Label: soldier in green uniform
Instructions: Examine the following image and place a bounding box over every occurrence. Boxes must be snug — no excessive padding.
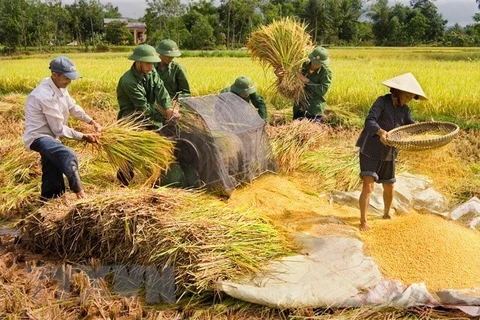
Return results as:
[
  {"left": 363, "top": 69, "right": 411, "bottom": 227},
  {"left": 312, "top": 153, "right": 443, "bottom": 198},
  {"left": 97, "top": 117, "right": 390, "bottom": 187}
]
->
[
  {"left": 221, "top": 76, "right": 267, "bottom": 120},
  {"left": 116, "top": 44, "right": 180, "bottom": 185},
  {"left": 275, "top": 46, "right": 333, "bottom": 122},
  {"left": 117, "top": 44, "right": 177, "bottom": 127},
  {"left": 155, "top": 39, "right": 191, "bottom": 100}
]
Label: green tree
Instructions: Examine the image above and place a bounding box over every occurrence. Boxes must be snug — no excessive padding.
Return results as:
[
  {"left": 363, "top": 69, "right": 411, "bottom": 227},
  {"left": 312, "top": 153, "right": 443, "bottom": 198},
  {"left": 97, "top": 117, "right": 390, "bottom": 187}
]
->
[
  {"left": 184, "top": 0, "right": 221, "bottom": 46},
  {"left": 404, "top": 10, "right": 429, "bottom": 44},
  {"left": 103, "top": 2, "right": 121, "bottom": 18},
  {"left": 187, "top": 15, "right": 215, "bottom": 49},
  {"left": 66, "top": 0, "right": 104, "bottom": 45},
  {"left": 329, "top": 0, "right": 364, "bottom": 44},
  {"left": 105, "top": 20, "right": 133, "bottom": 44},
  {"left": 0, "top": 0, "right": 32, "bottom": 50},
  {"left": 144, "top": 0, "right": 186, "bottom": 45},
  {"left": 368, "top": 0, "right": 391, "bottom": 45},
  {"left": 443, "top": 24, "right": 474, "bottom": 46},
  {"left": 300, "top": 0, "right": 328, "bottom": 43},
  {"left": 219, "top": 0, "right": 263, "bottom": 48},
  {"left": 44, "top": 1, "right": 73, "bottom": 46},
  {"left": 410, "top": 0, "right": 446, "bottom": 43}
]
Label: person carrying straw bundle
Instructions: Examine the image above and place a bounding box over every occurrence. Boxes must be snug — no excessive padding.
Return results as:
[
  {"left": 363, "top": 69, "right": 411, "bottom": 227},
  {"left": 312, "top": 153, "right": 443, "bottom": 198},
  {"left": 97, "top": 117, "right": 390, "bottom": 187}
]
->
[
  {"left": 23, "top": 56, "right": 102, "bottom": 200},
  {"left": 275, "top": 46, "right": 332, "bottom": 122},
  {"left": 356, "top": 73, "right": 427, "bottom": 231}
]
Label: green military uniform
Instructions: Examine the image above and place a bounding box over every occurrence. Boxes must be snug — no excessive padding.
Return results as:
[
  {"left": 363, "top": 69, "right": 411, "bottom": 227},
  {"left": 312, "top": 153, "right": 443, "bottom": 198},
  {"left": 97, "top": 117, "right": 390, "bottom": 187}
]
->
[
  {"left": 155, "top": 60, "right": 190, "bottom": 99},
  {"left": 155, "top": 39, "right": 191, "bottom": 99},
  {"left": 221, "top": 86, "right": 267, "bottom": 119},
  {"left": 117, "top": 64, "right": 172, "bottom": 129},
  {"left": 221, "top": 76, "right": 267, "bottom": 120},
  {"left": 294, "top": 62, "right": 332, "bottom": 119},
  {"left": 293, "top": 46, "right": 333, "bottom": 120}
]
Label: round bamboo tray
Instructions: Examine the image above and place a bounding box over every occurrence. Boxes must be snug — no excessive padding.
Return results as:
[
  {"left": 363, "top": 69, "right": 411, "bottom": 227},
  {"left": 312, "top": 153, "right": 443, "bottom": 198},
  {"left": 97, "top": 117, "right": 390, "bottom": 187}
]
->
[{"left": 386, "top": 121, "right": 459, "bottom": 151}]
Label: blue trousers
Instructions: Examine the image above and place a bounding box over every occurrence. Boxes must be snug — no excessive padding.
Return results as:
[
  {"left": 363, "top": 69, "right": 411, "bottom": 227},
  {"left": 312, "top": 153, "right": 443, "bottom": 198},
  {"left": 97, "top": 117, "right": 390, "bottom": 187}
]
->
[{"left": 30, "top": 136, "right": 83, "bottom": 200}]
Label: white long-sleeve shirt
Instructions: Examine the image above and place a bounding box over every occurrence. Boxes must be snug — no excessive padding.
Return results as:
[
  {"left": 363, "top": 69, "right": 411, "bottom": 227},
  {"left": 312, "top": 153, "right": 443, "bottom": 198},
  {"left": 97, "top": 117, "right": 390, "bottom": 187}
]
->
[{"left": 23, "top": 77, "right": 92, "bottom": 150}]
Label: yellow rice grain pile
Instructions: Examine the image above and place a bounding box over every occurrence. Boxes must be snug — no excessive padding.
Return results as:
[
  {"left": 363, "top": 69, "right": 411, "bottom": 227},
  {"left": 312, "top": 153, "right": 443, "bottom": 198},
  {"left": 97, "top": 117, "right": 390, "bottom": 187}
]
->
[{"left": 362, "top": 212, "right": 480, "bottom": 292}]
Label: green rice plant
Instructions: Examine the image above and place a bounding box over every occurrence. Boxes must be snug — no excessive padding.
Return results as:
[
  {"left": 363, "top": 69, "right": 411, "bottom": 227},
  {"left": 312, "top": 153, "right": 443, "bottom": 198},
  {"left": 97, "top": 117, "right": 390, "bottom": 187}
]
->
[
  {"left": 247, "top": 17, "right": 313, "bottom": 103},
  {"left": 94, "top": 116, "right": 175, "bottom": 186}
]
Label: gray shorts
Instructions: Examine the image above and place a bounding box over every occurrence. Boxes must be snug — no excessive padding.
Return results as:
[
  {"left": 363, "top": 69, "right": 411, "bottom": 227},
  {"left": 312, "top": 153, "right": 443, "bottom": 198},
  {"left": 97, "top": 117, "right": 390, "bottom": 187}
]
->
[{"left": 359, "top": 152, "right": 396, "bottom": 184}]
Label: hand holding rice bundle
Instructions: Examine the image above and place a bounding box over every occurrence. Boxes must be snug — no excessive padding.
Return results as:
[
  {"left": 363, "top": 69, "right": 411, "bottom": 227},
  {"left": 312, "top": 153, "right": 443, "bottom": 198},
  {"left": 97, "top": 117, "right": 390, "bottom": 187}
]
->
[
  {"left": 94, "top": 116, "right": 175, "bottom": 186},
  {"left": 246, "top": 17, "right": 313, "bottom": 103}
]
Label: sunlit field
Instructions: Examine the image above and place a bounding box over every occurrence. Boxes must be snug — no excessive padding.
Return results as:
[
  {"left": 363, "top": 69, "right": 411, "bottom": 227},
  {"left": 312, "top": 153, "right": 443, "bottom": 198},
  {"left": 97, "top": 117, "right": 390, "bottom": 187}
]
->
[
  {"left": 0, "top": 47, "right": 479, "bottom": 126},
  {"left": 1, "top": 47, "right": 480, "bottom": 319}
]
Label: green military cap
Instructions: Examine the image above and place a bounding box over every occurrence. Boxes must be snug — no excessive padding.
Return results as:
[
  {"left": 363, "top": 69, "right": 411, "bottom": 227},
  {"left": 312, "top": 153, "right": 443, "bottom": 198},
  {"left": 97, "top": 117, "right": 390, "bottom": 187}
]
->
[
  {"left": 156, "top": 39, "right": 181, "bottom": 57},
  {"left": 308, "top": 46, "right": 330, "bottom": 65},
  {"left": 128, "top": 44, "right": 161, "bottom": 63},
  {"left": 231, "top": 76, "right": 256, "bottom": 95}
]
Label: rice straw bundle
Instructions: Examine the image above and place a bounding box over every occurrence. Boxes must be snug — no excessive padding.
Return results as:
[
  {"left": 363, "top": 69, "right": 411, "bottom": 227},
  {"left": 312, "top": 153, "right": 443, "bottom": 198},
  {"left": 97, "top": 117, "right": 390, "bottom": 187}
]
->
[
  {"left": 0, "top": 93, "right": 26, "bottom": 121},
  {"left": 0, "top": 139, "right": 41, "bottom": 216},
  {"left": 22, "top": 188, "right": 292, "bottom": 299},
  {"left": 247, "top": 17, "right": 313, "bottom": 103},
  {"left": 266, "top": 120, "right": 328, "bottom": 173},
  {"left": 95, "top": 116, "right": 175, "bottom": 186},
  {"left": 301, "top": 147, "right": 361, "bottom": 192}
]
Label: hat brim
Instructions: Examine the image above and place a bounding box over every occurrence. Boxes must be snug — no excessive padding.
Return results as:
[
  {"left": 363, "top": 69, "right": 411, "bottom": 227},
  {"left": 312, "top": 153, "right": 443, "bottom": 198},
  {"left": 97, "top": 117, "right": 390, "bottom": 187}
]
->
[
  {"left": 128, "top": 54, "right": 161, "bottom": 63},
  {"left": 231, "top": 85, "right": 256, "bottom": 95},
  {"left": 63, "top": 71, "right": 82, "bottom": 80},
  {"left": 382, "top": 83, "right": 427, "bottom": 100},
  {"left": 159, "top": 51, "right": 181, "bottom": 57},
  {"left": 309, "top": 54, "right": 330, "bottom": 66}
]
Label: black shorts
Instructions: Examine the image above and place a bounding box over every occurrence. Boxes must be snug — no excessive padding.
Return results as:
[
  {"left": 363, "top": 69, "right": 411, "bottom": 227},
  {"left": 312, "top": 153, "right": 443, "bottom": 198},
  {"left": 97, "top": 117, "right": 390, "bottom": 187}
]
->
[{"left": 359, "top": 152, "right": 396, "bottom": 184}]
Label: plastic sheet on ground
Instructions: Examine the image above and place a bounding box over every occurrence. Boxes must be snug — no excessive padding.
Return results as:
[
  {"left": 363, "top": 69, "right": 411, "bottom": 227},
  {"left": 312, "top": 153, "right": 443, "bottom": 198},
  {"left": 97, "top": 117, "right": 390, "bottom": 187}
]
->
[
  {"left": 219, "top": 235, "right": 383, "bottom": 308},
  {"left": 450, "top": 197, "right": 480, "bottom": 221},
  {"left": 346, "top": 280, "right": 438, "bottom": 307},
  {"left": 331, "top": 173, "right": 448, "bottom": 216},
  {"left": 437, "top": 288, "right": 480, "bottom": 305},
  {"left": 219, "top": 235, "right": 442, "bottom": 308}
]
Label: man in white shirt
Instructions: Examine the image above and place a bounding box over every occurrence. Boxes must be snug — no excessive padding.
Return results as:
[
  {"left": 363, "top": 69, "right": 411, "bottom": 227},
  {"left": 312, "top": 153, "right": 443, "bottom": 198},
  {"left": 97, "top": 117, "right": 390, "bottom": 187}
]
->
[{"left": 23, "top": 56, "right": 102, "bottom": 200}]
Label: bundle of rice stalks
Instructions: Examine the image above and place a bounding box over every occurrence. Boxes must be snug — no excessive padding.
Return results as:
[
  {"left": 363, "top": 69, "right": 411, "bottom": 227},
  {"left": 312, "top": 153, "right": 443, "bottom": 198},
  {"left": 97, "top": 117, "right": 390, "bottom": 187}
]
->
[
  {"left": 266, "top": 120, "right": 328, "bottom": 173},
  {"left": 95, "top": 116, "right": 175, "bottom": 186},
  {"left": 301, "top": 147, "right": 361, "bottom": 192},
  {"left": 0, "top": 140, "right": 41, "bottom": 216},
  {"left": 76, "top": 91, "right": 116, "bottom": 111},
  {"left": 323, "top": 103, "right": 363, "bottom": 128},
  {"left": 0, "top": 93, "right": 26, "bottom": 121},
  {"left": 22, "top": 188, "right": 292, "bottom": 299},
  {"left": 247, "top": 17, "right": 313, "bottom": 103}
]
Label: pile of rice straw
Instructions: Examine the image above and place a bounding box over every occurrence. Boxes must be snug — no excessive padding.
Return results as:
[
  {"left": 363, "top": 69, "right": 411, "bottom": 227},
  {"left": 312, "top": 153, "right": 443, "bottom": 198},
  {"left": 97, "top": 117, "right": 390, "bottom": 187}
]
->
[
  {"left": 247, "top": 17, "right": 313, "bottom": 103},
  {"left": 22, "top": 188, "right": 292, "bottom": 299},
  {"left": 266, "top": 119, "right": 327, "bottom": 173}
]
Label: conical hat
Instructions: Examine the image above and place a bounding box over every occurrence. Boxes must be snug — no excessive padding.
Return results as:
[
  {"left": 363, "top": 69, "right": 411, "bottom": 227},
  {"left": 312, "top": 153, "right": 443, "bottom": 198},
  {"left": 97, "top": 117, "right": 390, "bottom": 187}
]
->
[{"left": 382, "top": 73, "right": 427, "bottom": 100}]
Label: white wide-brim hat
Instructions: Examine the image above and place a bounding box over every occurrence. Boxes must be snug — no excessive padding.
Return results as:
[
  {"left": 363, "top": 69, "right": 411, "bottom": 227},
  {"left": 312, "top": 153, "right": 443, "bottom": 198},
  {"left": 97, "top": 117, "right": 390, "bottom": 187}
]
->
[{"left": 382, "top": 72, "right": 427, "bottom": 100}]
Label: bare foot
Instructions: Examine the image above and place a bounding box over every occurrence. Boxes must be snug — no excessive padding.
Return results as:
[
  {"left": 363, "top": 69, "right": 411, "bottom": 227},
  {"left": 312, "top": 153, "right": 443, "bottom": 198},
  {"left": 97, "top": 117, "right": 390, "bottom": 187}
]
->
[
  {"left": 360, "top": 222, "right": 371, "bottom": 231},
  {"left": 383, "top": 213, "right": 393, "bottom": 219},
  {"left": 76, "top": 190, "right": 86, "bottom": 199}
]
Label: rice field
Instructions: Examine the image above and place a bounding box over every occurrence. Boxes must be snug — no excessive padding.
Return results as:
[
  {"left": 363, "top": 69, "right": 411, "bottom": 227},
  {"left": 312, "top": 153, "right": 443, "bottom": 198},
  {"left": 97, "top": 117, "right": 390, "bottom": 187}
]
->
[
  {"left": 1, "top": 47, "right": 480, "bottom": 319},
  {"left": 0, "top": 47, "right": 479, "bottom": 125}
]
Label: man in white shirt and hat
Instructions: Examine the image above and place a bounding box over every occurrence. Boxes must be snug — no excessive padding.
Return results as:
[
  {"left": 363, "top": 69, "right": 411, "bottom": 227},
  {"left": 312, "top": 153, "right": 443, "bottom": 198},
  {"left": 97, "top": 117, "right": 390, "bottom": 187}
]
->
[
  {"left": 23, "top": 56, "right": 102, "bottom": 200},
  {"left": 355, "top": 73, "right": 427, "bottom": 231}
]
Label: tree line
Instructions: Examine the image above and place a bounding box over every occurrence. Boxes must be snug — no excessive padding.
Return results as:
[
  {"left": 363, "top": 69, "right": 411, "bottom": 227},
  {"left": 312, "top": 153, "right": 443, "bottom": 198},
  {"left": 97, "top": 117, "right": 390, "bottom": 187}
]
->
[{"left": 1, "top": 0, "right": 480, "bottom": 51}]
